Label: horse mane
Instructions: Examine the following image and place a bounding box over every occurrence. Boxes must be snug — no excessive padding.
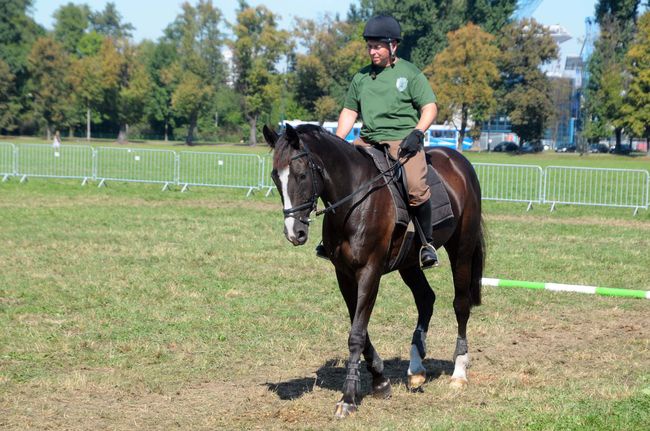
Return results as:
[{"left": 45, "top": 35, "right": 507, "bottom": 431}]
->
[{"left": 274, "top": 124, "right": 366, "bottom": 167}]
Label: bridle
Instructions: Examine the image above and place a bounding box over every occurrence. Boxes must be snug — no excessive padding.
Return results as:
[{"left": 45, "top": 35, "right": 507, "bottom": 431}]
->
[
  {"left": 281, "top": 142, "right": 323, "bottom": 225},
  {"left": 279, "top": 133, "right": 405, "bottom": 224}
]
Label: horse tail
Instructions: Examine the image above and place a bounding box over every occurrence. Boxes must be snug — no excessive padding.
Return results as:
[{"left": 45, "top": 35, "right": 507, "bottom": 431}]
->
[{"left": 469, "top": 216, "right": 486, "bottom": 307}]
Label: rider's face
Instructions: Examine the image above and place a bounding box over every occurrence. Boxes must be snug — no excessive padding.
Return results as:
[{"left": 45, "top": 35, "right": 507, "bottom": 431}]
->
[{"left": 366, "top": 40, "right": 395, "bottom": 67}]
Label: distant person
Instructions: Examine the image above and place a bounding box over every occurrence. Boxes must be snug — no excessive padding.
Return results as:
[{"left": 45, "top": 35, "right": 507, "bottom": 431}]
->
[{"left": 52, "top": 131, "right": 61, "bottom": 151}]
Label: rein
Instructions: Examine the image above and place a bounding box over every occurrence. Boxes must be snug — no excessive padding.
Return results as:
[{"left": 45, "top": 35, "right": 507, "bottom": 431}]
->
[
  {"left": 282, "top": 135, "right": 404, "bottom": 223},
  {"left": 315, "top": 158, "right": 402, "bottom": 216}
]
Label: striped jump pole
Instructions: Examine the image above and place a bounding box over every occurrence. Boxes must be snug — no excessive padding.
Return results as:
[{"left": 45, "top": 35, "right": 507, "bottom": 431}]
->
[{"left": 482, "top": 278, "right": 650, "bottom": 300}]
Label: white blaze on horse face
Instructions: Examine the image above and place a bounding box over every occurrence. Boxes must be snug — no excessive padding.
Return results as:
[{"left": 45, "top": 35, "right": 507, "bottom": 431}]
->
[{"left": 278, "top": 166, "right": 296, "bottom": 240}]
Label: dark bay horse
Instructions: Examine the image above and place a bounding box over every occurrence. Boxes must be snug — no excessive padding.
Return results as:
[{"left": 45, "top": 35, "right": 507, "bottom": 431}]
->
[{"left": 263, "top": 123, "right": 485, "bottom": 418}]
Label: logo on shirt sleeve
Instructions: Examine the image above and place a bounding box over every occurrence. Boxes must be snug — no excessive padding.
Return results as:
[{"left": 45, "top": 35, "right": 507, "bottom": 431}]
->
[{"left": 396, "top": 77, "right": 408, "bottom": 92}]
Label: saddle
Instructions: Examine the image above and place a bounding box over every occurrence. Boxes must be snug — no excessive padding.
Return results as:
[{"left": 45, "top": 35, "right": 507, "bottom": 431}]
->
[{"left": 360, "top": 145, "right": 454, "bottom": 270}]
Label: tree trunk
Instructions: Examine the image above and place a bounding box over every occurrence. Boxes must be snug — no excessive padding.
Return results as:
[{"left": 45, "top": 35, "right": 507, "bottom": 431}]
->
[
  {"left": 457, "top": 105, "right": 468, "bottom": 152},
  {"left": 614, "top": 127, "right": 622, "bottom": 151},
  {"left": 117, "top": 123, "right": 128, "bottom": 144},
  {"left": 69, "top": 125, "right": 74, "bottom": 139},
  {"left": 46, "top": 123, "right": 52, "bottom": 142},
  {"left": 186, "top": 115, "right": 197, "bottom": 145},
  {"left": 86, "top": 105, "right": 91, "bottom": 141},
  {"left": 249, "top": 115, "right": 257, "bottom": 146},
  {"left": 164, "top": 119, "right": 168, "bottom": 142}
]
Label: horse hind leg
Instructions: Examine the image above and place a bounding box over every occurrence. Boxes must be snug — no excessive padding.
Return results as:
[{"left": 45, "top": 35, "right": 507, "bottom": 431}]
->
[{"left": 399, "top": 267, "right": 435, "bottom": 391}]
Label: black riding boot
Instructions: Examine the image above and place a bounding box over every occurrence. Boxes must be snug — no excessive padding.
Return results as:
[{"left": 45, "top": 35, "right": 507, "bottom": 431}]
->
[
  {"left": 315, "top": 241, "right": 329, "bottom": 260},
  {"left": 413, "top": 202, "right": 439, "bottom": 268}
]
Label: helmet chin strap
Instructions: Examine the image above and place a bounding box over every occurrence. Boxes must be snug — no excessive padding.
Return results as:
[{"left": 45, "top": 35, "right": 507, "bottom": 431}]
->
[{"left": 389, "top": 40, "right": 396, "bottom": 68}]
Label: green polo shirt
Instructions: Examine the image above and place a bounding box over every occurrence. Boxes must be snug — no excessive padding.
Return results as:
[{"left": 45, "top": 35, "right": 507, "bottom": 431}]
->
[{"left": 343, "top": 59, "right": 436, "bottom": 143}]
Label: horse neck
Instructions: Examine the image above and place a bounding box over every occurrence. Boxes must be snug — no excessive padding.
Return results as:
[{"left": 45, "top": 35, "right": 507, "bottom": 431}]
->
[{"left": 308, "top": 137, "right": 374, "bottom": 205}]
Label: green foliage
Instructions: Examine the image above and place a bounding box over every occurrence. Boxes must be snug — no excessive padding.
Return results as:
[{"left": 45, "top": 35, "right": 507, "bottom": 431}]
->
[
  {"left": 53, "top": 2, "right": 90, "bottom": 55},
  {"left": 426, "top": 23, "right": 500, "bottom": 149},
  {"left": 498, "top": 19, "right": 558, "bottom": 144},
  {"left": 465, "top": 0, "right": 518, "bottom": 34},
  {"left": 162, "top": 0, "right": 226, "bottom": 144},
  {"left": 621, "top": 10, "right": 650, "bottom": 144},
  {"left": 358, "top": 0, "right": 516, "bottom": 68},
  {"left": 26, "top": 36, "right": 72, "bottom": 137},
  {"left": 231, "top": 1, "right": 289, "bottom": 145},
  {"left": 89, "top": 1, "right": 134, "bottom": 39}
]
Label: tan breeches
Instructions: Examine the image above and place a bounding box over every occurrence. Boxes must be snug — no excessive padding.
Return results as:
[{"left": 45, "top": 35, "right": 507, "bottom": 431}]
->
[{"left": 353, "top": 137, "right": 431, "bottom": 206}]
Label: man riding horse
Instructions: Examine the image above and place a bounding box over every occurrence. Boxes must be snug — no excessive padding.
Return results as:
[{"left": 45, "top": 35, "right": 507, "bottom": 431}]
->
[{"left": 315, "top": 15, "right": 439, "bottom": 268}]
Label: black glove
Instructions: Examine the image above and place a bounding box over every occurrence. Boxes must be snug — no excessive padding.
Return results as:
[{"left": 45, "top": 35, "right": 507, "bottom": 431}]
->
[{"left": 399, "top": 129, "right": 424, "bottom": 158}]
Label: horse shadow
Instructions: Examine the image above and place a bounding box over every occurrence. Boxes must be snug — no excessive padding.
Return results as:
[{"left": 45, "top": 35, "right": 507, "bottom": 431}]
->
[{"left": 264, "top": 357, "right": 454, "bottom": 401}]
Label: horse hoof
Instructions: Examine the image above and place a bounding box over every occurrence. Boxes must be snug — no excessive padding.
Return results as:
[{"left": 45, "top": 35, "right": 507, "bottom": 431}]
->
[
  {"left": 334, "top": 400, "right": 357, "bottom": 418},
  {"left": 372, "top": 378, "right": 392, "bottom": 399},
  {"left": 450, "top": 377, "right": 468, "bottom": 389},
  {"left": 407, "top": 372, "right": 426, "bottom": 392}
]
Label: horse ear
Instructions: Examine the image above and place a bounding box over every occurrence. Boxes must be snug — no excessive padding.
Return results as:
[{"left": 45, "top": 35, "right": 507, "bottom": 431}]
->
[
  {"left": 262, "top": 124, "right": 279, "bottom": 148},
  {"left": 285, "top": 124, "right": 300, "bottom": 149}
]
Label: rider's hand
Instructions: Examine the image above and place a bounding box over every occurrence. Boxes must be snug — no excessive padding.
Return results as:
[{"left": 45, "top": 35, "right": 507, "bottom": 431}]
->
[{"left": 399, "top": 129, "right": 424, "bottom": 158}]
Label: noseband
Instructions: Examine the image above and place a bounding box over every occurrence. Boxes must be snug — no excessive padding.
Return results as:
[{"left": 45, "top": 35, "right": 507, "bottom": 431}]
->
[{"left": 282, "top": 143, "right": 322, "bottom": 225}]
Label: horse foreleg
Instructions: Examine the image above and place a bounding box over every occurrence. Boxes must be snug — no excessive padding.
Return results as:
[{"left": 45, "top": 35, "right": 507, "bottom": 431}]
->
[
  {"left": 334, "top": 267, "right": 382, "bottom": 418},
  {"left": 399, "top": 267, "right": 435, "bottom": 391},
  {"left": 449, "top": 256, "right": 473, "bottom": 389}
]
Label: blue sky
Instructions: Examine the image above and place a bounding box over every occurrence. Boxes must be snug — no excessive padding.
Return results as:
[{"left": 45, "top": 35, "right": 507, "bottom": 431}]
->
[{"left": 31, "top": 0, "right": 597, "bottom": 56}]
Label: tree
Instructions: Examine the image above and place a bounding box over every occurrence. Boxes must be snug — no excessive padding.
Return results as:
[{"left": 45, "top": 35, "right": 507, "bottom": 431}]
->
[
  {"left": 67, "top": 37, "right": 121, "bottom": 140},
  {"left": 162, "top": 0, "right": 226, "bottom": 144},
  {"left": 53, "top": 2, "right": 90, "bottom": 55},
  {"left": 621, "top": 10, "right": 650, "bottom": 152},
  {"left": 0, "top": 0, "right": 44, "bottom": 132},
  {"left": 90, "top": 2, "right": 134, "bottom": 39},
  {"left": 0, "top": 59, "right": 17, "bottom": 131},
  {"left": 497, "top": 19, "right": 558, "bottom": 145},
  {"left": 291, "top": 15, "right": 365, "bottom": 120},
  {"left": 139, "top": 39, "right": 177, "bottom": 141},
  {"left": 425, "top": 23, "right": 500, "bottom": 150},
  {"left": 26, "top": 37, "right": 72, "bottom": 140},
  {"left": 116, "top": 46, "right": 152, "bottom": 143},
  {"left": 465, "top": 0, "right": 518, "bottom": 34},
  {"left": 356, "top": 0, "right": 516, "bottom": 68},
  {"left": 231, "top": 1, "right": 289, "bottom": 145},
  {"left": 585, "top": 0, "right": 642, "bottom": 150}
]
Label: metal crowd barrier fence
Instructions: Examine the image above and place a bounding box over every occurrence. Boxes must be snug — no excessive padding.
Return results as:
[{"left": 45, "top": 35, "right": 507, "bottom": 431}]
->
[
  {"left": 260, "top": 155, "right": 275, "bottom": 196},
  {"left": 3, "top": 144, "right": 649, "bottom": 215},
  {"left": 15, "top": 144, "right": 94, "bottom": 185},
  {"left": 178, "top": 151, "right": 261, "bottom": 195},
  {"left": 0, "top": 142, "right": 15, "bottom": 181},
  {"left": 544, "top": 166, "right": 650, "bottom": 215},
  {"left": 473, "top": 163, "right": 544, "bottom": 211},
  {"left": 95, "top": 147, "right": 177, "bottom": 190}
]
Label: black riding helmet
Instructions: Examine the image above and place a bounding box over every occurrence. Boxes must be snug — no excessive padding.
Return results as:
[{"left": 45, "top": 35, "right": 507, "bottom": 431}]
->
[{"left": 363, "top": 15, "right": 402, "bottom": 42}]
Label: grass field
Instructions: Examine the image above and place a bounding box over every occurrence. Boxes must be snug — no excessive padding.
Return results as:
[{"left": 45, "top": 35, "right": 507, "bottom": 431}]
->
[{"left": 1, "top": 174, "right": 649, "bottom": 429}]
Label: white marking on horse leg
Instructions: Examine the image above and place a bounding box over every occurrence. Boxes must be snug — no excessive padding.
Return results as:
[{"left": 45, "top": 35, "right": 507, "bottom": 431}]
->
[
  {"left": 407, "top": 331, "right": 427, "bottom": 376},
  {"left": 408, "top": 344, "right": 425, "bottom": 376},
  {"left": 278, "top": 167, "right": 296, "bottom": 240},
  {"left": 407, "top": 331, "right": 427, "bottom": 389},
  {"left": 451, "top": 353, "right": 469, "bottom": 387}
]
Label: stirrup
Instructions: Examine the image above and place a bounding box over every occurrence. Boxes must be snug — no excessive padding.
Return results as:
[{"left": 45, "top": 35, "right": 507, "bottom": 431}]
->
[{"left": 419, "top": 243, "right": 439, "bottom": 268}]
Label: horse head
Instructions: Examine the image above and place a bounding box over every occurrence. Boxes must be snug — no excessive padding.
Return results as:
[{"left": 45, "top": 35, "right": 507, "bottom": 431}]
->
[{"left": 263, "top": 124, "right": 324, "bottom": 246}]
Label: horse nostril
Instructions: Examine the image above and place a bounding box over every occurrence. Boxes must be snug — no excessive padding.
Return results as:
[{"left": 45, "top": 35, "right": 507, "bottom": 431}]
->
[{"left": 297, "top": 230, "right": 307, "bottom": 241}]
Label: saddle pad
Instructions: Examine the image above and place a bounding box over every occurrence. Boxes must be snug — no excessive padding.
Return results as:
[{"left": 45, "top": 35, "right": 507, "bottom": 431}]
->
[
  {"left": 361, "top": 146, "right": 453, "bottom": 227},
  {"left": 361, "top": 146, "right": 410, "bottom": 226}
]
